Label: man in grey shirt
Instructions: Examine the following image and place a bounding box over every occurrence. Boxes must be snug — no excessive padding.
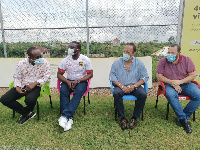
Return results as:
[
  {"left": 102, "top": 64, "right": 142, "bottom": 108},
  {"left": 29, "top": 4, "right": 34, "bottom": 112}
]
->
[{"left": 109, "top": 43, "right": 149, "bottom": 130}]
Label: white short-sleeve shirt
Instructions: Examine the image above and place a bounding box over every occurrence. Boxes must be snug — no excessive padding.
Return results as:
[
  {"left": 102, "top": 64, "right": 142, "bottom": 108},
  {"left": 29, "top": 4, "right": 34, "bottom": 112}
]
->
[{"left": 59, "top": 54, "right": 93, "bottom": 80}]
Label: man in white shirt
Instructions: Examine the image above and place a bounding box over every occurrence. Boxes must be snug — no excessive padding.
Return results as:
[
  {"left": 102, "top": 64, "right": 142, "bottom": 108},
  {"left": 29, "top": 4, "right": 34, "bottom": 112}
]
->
[
  {"left": 0, "top": 47, "right": 51, "bottom": 124},
  {"left": 57, "top": 41, "right": 93, "bottom": 131}
]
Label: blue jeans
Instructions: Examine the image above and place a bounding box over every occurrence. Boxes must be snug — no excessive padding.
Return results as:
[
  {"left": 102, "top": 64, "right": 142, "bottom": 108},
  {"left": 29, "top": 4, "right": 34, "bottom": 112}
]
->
[
  {"left": 165, "top": 82, "right": 200, "bottom": 120},
  {"left": 60, "top": 81, "right": 87, "bottom": 119}
]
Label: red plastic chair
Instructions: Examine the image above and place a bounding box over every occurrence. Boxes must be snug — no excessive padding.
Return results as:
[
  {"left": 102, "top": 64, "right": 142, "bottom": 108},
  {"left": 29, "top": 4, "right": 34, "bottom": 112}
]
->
[
  {"left": 155, "top": 81, "right": 200, "bottom": 121},
  {"left": 57, "top": 79, "right": 91, "bottom": 115}
]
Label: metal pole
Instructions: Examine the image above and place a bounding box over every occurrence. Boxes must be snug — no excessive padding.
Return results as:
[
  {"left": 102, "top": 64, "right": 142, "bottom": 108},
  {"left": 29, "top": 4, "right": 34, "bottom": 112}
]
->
[
  {"left": 86, "top": 0, "right": 89, "bottom": 57},
  {"left": 176, "top": 0, "right": 185, "bottom": 45},
  {"left": 0, "top": 1, "right": 7, "bottom": 58}
]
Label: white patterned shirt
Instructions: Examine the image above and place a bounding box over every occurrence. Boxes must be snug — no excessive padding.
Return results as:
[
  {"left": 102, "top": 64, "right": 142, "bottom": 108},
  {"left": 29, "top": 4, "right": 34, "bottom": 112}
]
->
[
  {"left": 59, "top": 54, "right": 93, "bottom": 80},
  {"left": 13, "top": 58, "right": 51, "bottom": 88}
]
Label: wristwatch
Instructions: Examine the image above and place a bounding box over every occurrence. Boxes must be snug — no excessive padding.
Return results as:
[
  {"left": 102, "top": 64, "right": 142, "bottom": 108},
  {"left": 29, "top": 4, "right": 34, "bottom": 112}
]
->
[
  {"left": 77, "top": 80, "right": 80, "bottom": 84},
  {"left": 133, "top": 84, "right": 137, "bottom": 89}
]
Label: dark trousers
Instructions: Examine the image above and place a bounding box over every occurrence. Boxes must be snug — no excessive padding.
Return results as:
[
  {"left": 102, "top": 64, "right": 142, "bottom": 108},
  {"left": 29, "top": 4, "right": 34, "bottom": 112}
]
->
[
  {"left": 113, "top": 86, "right": 147, "bottom": 119},
  {"left": 0, "top": 87, "right": 41, "bottom": 116}
]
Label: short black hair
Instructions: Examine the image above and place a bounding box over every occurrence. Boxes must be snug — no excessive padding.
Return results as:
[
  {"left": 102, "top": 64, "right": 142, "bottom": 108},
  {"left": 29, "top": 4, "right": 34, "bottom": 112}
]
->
[
  {"left": 72, "top": 41, "right": 81, "bottom": 51},
  {"left": 170, "top": 44, "right": 181, "bottom": 52},
  {"left": 126, "top": 43, "right": 136, "bottom": 53},
  {"left": 27, "top": 47, "right": 38, "bottom": 56}
]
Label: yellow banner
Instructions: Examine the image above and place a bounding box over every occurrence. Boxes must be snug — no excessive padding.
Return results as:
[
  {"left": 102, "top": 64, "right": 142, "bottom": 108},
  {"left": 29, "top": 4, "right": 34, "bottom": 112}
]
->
[{"left": 181, "top": 0, "right": 200, "bottom": 81}]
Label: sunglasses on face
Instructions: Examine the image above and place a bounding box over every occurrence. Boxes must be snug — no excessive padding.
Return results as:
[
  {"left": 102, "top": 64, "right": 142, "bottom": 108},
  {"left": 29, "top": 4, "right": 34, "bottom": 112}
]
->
[{"left": 68, "top": 45, "right": 75, "bottom": 49}]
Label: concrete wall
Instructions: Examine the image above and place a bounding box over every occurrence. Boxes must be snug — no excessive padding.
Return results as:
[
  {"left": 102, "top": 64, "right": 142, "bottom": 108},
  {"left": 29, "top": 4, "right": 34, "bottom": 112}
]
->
[{"left": 0, "top": 57, "right": 152, "bottom": 88}]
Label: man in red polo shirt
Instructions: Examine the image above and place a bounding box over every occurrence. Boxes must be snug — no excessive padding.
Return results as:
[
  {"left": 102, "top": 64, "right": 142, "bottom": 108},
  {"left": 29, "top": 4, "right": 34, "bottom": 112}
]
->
[{"left": 156, "top": 44, "right": 200, "bottom": 134}]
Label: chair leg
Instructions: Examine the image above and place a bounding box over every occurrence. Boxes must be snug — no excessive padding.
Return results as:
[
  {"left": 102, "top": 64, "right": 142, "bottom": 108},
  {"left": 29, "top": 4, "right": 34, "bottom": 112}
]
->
[
  {"left": 37, "top": 101, "right": 39, "bottom": 120},
  {"left": 193, "top": 111, "right": 195, "bottom": 121},
  {"left": 13, "top": 110, "right": 15, "bottom": 118},
  {"left": 115, "top": 107, "right": 117, "bottom": 121},
  {"left": 141, "top": 109, "right": 144, "bottom": 121},
  {"left": 88, "top": 92, "right": 90, "bottom": 104},
  {"left": 83, "top": 96, "right": 86, "bottom": 115},
  {"left": 166, "top": 102, "right": 169, "bottom": 120},
  {"left": 49, "top": 95, "right": 52, "bottom": 109},
  {"left": 155, "top": 95, "right": 159, "bottom": 108}
]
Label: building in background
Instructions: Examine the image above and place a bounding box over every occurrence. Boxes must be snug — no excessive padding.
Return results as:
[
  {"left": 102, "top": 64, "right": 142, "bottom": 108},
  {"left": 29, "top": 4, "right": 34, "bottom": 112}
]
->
[
  {"left": 113, "top": 38, "right": 120, "bottom": 47},
  {"left": 151, "top": 46, "right": 169, "bottom": 57}
]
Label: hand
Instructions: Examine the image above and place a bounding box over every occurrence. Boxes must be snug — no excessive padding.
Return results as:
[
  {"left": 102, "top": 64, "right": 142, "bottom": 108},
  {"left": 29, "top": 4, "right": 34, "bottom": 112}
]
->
[
  {"left": 71, "top": 80, "right": 78, "bottom": 90},
  {"left": 126, "top": 85, "right": 135, "bottom": 93},
  {"left": 66, "top": 81, "right": 73, "bottom": 89},
  {"left": 25, "top": 83, "right": 37, "bottom": 92},
  {"left": 173, "top": 85, "right": 182, "bottom": 93},
  {"left": 16, "top": 87, "right": 27, "bottom": 95},
  {"left": 122, "top": 86, "right": 130, "bottom": 93},
  {"left": 171, "top": 80, "right": 183, "bottom": 87}
]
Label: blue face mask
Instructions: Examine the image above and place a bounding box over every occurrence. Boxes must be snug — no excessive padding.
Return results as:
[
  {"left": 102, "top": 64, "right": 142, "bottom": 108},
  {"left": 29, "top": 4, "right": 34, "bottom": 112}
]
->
[
  {"left": 123, "top": 53, "right": 130, "bottom": 61},
  {"left": 166, "top": 54, "right": 176, "bottom": 62},
  {"left": 35, "top": 58, "right": 43, "bottom": 65}
]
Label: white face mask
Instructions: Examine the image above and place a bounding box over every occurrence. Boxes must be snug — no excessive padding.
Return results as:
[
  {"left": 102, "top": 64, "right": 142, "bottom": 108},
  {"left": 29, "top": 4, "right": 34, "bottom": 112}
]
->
[{"left": 68, "top": 48, "right": 74, "bottom": 56}]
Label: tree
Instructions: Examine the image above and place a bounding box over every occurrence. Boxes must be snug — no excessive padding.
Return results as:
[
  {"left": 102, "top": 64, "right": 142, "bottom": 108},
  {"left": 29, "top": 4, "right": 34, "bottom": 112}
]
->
[{"left": 168, "top": 36, "right": 175, "bottom": 44}]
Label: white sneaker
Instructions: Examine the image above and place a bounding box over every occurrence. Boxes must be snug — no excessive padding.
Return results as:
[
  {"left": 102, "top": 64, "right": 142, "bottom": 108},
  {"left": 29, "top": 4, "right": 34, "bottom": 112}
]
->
[
  {"left": 64, "top": 118, "right": 73, "bottom": 131},
  {"left": 58, "top": 116, "right": 68, "bottom": 129}
]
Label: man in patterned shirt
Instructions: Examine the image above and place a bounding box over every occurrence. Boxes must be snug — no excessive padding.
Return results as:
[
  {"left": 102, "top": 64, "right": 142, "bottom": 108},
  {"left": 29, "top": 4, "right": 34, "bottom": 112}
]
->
[
  {"left": 0, "top": 47, "right": 51, "bottom": 124},
  {"left": 157, "top": 44, "right": 200, "bottom": 134},
  {"left": 57, "top": 41, "right": 93, "bottom": 131}
]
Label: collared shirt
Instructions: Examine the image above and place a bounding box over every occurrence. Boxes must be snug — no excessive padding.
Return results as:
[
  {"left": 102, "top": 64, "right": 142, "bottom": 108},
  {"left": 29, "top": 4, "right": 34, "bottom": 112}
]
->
[
  {"left": 13, "top": 58, "right": 51, "bottom": 88},
  {"left": 156, "top": 55, "right": 195, "bottom": 80},
  {"left": 109, "top": 57, "right": 149, "bottom": 86},
  {"left": 59, "top": 54, "right": 93, "bottom": 80}
]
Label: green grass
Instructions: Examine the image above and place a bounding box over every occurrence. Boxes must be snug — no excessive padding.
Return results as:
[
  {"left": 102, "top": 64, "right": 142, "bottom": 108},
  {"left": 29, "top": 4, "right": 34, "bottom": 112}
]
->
[{"left": 0, "top": 94, "right": 200, "bottom": 149}]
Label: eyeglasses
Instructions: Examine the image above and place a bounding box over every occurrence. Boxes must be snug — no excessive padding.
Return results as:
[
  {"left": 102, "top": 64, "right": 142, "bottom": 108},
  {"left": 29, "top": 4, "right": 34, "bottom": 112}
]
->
[{"left": 68, "top": 45, "right": 75, "bottom": 49}]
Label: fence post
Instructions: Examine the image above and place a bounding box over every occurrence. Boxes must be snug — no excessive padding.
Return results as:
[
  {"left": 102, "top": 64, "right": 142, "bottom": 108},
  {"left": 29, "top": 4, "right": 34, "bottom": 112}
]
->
[
  {"left": 86, "top": 0, "right": 89, "bottom": 57},
  {"left": 0, "top": 1, "right": 7, "bottom": 58}
]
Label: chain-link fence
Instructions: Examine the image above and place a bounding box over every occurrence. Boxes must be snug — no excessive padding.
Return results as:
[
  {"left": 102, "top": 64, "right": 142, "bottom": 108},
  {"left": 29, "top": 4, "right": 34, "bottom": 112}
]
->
[{"left": 0, "top": 0, "right": 180, "bottom": 57}]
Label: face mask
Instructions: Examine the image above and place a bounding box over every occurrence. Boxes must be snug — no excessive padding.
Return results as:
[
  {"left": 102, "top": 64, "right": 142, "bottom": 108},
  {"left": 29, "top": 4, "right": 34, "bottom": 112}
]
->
[
  {"left": 68, "top": 48, "right": 74, "bottom": 56},
  {"left": 123, "top": 53, "right": 130, "bottom": 61},
  {"left": 34, "top": 58, "right": 43, "bottom": 65},
  {"left": 166, "top": 54, "right": 176, "bottom": 62}
]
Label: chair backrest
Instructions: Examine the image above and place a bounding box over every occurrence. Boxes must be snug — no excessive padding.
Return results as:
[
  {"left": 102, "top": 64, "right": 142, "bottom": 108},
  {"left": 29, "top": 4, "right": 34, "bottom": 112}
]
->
[
  {"left": 110, "top": 81, "right": 148, "bottom": 100},
  {"left": 57, "top": 79, "right": 91, "bottom": 96}
]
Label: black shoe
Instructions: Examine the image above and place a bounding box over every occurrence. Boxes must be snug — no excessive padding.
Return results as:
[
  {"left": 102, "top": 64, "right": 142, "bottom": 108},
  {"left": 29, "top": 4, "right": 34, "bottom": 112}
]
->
[
  {"left": 121, "top": 118, "right": 128, "bottom": 130},
  {"left": 175, "top": 118, "right": 182, "bottom": 127},
  {"left": 19, "top": 112, "right": 36, "bottom": 124},
  {"left": 177, "top": 119, "right": 192, "bottom": 134}
]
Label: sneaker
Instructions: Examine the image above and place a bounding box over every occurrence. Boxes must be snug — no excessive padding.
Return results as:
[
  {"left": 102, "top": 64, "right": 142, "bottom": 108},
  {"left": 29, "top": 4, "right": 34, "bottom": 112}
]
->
[
  {"left": 19, "top": 112, "right": 36, "bottom": 124},
  {"left": 177, "top": 119, "right": 192, "bottom": 134},
  {"left": 64, "top": 118, "right": 73, "bottom": 131},
  {"left": 58, "top": 116, "right": 68, "bottom": 129}
]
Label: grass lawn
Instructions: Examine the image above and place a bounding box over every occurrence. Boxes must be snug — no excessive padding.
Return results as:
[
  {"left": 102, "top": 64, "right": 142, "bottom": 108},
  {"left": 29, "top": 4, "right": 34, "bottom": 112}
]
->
[{"left": 0, "top": 94, "right": 200, "bottom": 149}]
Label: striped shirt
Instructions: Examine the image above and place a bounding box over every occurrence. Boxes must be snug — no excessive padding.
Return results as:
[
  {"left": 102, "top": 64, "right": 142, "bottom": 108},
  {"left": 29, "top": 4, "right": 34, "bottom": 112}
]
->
[{"left": 156, "top": 55, "right": 195, "bottom": 80}]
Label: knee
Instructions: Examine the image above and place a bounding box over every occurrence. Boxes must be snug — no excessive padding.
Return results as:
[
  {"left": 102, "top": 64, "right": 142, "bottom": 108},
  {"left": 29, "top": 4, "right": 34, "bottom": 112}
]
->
[
  {"left": 0, "top": 94, "right": 7, "bottom": 103},
  {"left": 113, "top": 90, "right": 123, "bottom": 98}
]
